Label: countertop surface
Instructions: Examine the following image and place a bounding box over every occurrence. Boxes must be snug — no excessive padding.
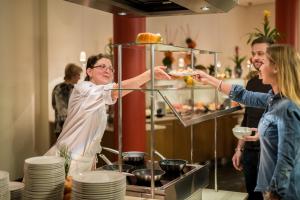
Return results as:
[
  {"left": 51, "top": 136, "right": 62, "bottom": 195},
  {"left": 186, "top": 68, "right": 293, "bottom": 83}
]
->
[
  {"left": 125, "top": 197, "right": 156, "bottom": 200},
  {"left": 105, "top": 123, "right": 166, "bottom": 132}
]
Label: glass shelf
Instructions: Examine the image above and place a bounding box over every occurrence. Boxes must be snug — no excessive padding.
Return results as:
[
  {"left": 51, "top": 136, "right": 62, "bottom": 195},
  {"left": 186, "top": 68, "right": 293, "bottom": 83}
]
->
[
  {"left": 158, "top": 90, "right": 242, "bottom": 127},
  {"left": 111, "top": 42, "right": 217, "bottom": 54},
  {"left": 110, "top": 87, "right": 241, "bottom": 127},
  {"left": 110, "top": 84, "right": 213, "bottom": 91}
]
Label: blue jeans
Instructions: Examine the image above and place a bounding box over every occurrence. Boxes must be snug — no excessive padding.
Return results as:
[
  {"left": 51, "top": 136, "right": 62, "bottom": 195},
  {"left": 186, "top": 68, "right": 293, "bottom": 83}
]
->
[{"left": 243, "top": 149, "right": 263, "bottom": 200}]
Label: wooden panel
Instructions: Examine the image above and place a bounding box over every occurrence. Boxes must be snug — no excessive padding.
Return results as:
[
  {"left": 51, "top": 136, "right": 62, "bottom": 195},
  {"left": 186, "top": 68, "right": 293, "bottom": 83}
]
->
[
  {"left": 155, "top": 114, "right": 241, "bottom": 163},
  {"left": 147, "top": 120, "right": 175, "bottom": 159},
  {"left": 193, "top": 119, "right": 215, "bottom": 162}
]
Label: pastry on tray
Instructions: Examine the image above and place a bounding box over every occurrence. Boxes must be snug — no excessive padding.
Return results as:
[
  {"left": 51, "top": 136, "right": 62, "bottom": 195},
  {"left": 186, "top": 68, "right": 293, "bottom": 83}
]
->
[{"left": 136, "top": 32, "right": 162, "bottom": 43}]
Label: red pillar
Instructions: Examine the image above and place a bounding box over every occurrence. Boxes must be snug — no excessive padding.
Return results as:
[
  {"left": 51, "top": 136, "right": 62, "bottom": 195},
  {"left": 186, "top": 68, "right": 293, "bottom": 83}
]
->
[
  {"left": 275, "top": 0, "right": 299, "bottom": 48},
  {"left": 113, "top": 15, "right": 146, "bottom": 152}
]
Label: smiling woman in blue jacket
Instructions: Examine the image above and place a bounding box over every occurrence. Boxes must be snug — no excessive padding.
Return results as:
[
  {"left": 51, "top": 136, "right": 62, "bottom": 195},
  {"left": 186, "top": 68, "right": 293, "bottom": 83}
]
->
[{"left": 193, "top": 44, "right": 300, "bottom": 200}]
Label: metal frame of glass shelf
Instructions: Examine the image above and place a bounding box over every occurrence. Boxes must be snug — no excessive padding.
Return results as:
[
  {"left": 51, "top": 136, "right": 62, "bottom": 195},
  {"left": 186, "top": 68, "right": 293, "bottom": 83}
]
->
[{"left": 113, "top": 42, "right": 239, "bottom": 196}]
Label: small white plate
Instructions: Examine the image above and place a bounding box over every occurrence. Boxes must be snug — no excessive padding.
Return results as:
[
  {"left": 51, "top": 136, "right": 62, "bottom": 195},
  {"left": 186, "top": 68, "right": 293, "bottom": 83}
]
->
[{"left": 168, "top": 70, "right": 199, "bottom": 77}]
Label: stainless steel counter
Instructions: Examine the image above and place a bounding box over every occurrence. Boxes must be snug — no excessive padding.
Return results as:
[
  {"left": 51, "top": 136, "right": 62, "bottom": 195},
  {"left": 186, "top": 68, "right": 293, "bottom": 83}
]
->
[{"left": 126, "top": 163, "right": 209, "bottom": 200}]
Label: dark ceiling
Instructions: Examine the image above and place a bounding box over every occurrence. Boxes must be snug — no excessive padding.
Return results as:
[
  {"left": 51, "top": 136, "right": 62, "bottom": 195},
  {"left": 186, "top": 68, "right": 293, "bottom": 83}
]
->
[{"left": 65, "top": 0, "right": 237, "bottom": 17}]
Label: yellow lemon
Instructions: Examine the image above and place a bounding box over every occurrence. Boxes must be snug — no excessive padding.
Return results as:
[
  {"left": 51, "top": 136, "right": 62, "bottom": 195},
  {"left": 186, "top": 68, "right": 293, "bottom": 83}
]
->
[{"left": 185, "top": 76, "right": 194, "bottom": 86}]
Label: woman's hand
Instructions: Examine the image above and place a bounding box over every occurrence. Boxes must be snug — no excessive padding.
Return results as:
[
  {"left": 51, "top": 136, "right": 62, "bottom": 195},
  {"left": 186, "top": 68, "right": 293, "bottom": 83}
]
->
[
  {"left": 193, "top": 70, "right": 232, "bottom": 96},
  {"left": 114, "top": 66, "right": 170, "bottom": 99},
  {"left": 243, "top": 128, "right": 260, "bottom": 141},
  {"left": 232, "top": 150, "right": 243, "bottom": 171},
  {"left": 192, "top": 70, "right": 211, "bottom": 84},
  {"left": 153, "top": 66, "right": 171, "bottom": 80}
]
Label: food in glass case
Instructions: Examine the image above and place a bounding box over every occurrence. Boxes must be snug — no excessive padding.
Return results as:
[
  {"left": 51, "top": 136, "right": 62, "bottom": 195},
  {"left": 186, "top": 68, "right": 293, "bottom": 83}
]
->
[
  {"left": 184, "top": 76, "right": 195, "bottom": 86},
  {"left": 194, "top": 101, "right": 208, "bottom": 113},
  {"left": 172, "top": 103, "right": 192, "bottom": 114},
  {"left": 207, "top": 103, "right": 224, "bottom": 111},
  {"left": 231, "top": 100, "right": 240, "bottom": 107},
  {"left": 136, "top": 32, "right": 162, "bottom": 43}
]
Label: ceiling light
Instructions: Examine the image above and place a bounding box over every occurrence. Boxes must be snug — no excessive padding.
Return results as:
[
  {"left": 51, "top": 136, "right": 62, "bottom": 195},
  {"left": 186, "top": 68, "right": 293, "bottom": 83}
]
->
[
  {"left": 118, "top": 12, "right": 127, "bottom": 16},
  {"left": 80, "top": 51, "right": 86, "bottom": 63},
  {"left": 201, "top": 6, "right": 210, "bottom": 11}
]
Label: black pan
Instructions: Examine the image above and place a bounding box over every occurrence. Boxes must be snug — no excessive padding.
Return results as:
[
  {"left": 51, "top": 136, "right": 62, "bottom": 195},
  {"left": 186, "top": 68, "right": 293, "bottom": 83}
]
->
[
  {"left": 122, "top": 151, "right": 145, "bottom": 164},
  {"left": 159, "top": 159, "right": 187, "bottom": 173},
  {"left": 101, "top": 164, "right": 134, "bottom": 173},
  {"left": 155, "top": 150, "right": 187, "bottom": 173},
  {"left": 102, "top": 147, "right": 146, "bottom": 165},
  {"left": 132, "top": 169, "right": 165, "bottom": 182},
  {"left": 98, "top": 154, "right": 135, "bottom": 173}
]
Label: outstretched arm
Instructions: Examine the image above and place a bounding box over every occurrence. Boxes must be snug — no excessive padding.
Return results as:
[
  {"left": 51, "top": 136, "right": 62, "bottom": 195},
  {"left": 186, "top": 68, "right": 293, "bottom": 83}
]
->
[
  {"left": 193, "top": 70, "right": 232, "bottom": 95},
  {"left": 112, "top": 66, "right": 171, "bottom": 99}
]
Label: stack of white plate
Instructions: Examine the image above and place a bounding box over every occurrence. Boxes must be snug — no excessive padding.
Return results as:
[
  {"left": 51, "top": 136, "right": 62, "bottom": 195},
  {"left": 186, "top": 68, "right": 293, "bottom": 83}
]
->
[
  {"left": 72, "top": 171, "right": 126, "bottom": 200},
  {"left": 23, "top": 156, "right": 65, "bottom": 200},
  {"left": 0, "top": 170, "right": 10, "bottom": 200},
  {"left": 9, "top": 181, "right": 24, "bottom": 200}
]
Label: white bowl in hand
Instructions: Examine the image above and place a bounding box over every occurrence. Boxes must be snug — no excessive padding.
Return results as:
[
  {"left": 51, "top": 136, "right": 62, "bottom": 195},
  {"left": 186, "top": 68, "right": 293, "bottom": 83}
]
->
[{"left": 232, "top": 127, "right": 252, "bottom": 139}]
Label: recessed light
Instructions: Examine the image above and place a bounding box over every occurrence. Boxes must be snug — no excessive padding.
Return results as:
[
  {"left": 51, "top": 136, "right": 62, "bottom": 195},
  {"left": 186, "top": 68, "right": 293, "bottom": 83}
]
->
[
  {"left": 201, "top": 6, "right": 210, "bottom": 11},
  {"left": 118, "top": 12, "right": 127, "bottom": 16}
]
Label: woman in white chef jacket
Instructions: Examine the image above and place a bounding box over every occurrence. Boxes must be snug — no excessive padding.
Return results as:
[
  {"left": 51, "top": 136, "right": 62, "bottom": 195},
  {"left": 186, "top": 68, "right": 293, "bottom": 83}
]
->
[{"left": 46, "top": 54, "right": 171, "bottom": 176}]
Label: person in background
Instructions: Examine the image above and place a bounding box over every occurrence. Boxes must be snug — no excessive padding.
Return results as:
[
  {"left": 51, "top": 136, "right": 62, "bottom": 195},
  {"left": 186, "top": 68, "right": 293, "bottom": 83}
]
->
[
  {"left": 52, "top": 63, "right": 83, "bottom": 140},
  {"left": 232, "top": 37, "right": 272, "bottom": 200},
  {"left": 46, "top": 54, "right": 171, "bottom": 176},
  {"left": 193, "top": 44, "right": 300, "bottom": 200}
]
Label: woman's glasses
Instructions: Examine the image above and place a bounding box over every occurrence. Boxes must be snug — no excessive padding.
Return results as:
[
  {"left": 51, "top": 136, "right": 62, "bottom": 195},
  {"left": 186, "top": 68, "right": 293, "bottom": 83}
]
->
[{"left": 93, "top": 64, "right": 114, "bottom": 73}]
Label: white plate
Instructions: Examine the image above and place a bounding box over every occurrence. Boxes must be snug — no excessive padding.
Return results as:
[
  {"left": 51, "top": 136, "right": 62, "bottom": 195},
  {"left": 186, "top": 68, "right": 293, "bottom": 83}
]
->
[
  {"left": 72, "top": 171, "right": 125, "bottom": 184},
  {"left": 168, "top": 70, "right": 199, "bottom": 77},
  {"left": 9, "top": 182, "right": 24, "bottom": 191},
  {"left": 73, "top": 185, "right": 126, "bottom": 194},
  {"left": 25, "top": 156, "right": 64, "bottom": 165},
  {"left": 25, "top": 170, "right": 64, "bottom": 175},
  {"left": 72, "top": 190, "right": 125, "bottom": 199},
  {"left": 25, "top": 164, "right": 64, "bottom": 168}
]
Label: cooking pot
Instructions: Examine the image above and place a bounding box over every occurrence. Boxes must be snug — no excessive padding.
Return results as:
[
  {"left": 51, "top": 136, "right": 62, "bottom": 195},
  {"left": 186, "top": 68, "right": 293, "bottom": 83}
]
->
[
  {"left": 154, "top": 150, "right": 187, "bottom": 173},
  {"left": 102, "top": 147, "right": 146, "bottom": 165},
  {"left": 131, "top": 169, "right": 165, "bottom": 182},
  {"left": 98, "top": 154, "right": 134, "bottom": 173}
]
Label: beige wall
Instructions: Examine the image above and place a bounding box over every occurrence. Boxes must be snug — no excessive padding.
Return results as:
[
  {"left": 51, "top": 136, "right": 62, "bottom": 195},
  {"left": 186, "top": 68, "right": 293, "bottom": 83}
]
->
[
  {"left": 147, "top": 3, "right": 275, "bottom": 74},
  {"left": 0, "top": 0, "right": 113, "bottom": 180},
  {"left": 0, "top": 0, "right": 49, "bottom": 180},
  {"left": 47, "top": 0, "right": 113, "bottom": 121}
]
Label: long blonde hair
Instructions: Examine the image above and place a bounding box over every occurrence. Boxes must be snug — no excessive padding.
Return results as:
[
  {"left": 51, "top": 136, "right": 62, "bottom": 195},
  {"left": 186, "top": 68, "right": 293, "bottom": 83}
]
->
[{"left": 267, "top": 44, "right": 300, "bottom": 105}]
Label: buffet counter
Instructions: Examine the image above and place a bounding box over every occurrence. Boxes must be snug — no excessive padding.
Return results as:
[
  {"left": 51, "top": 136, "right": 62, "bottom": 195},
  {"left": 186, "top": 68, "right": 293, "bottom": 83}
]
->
[{"left": 100, "top": 110, "right": 243, "bottom": 165}]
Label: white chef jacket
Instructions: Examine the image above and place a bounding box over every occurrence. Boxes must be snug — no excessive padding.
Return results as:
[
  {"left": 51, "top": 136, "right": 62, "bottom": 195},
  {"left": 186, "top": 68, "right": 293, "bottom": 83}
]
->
[{"left": 45, "top": 81, "right": 116, "bottom": 176}]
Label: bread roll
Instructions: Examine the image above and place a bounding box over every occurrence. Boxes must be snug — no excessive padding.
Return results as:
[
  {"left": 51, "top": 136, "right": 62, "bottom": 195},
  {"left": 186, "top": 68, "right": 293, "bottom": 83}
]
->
[{"left": 136, "top": 32, "right": 162, "bottom": 43}]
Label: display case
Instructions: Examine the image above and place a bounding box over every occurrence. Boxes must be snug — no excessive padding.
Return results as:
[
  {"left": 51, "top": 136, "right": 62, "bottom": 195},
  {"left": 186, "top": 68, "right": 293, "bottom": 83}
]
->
[{"left": 112, "top": 42, "right": 241, "bottom": 198}]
